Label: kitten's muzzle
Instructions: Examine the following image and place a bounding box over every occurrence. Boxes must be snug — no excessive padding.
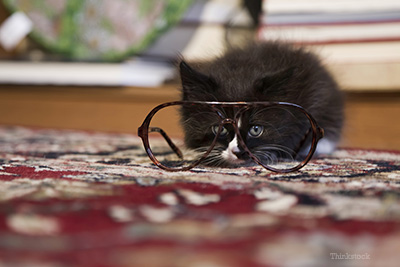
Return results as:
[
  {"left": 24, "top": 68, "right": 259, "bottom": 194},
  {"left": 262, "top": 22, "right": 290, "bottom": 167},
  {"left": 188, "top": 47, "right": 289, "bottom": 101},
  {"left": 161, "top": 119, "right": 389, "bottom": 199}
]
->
[{"left": 232, "top": 149, "right": 249, "bottom": 160}]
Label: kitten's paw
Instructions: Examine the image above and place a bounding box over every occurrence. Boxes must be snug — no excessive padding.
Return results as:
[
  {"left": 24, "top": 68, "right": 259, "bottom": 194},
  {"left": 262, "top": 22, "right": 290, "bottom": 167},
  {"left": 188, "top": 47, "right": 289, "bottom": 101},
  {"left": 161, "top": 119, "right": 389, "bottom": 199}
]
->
[{"left": 315, "top": 138, "right": 337, "bottom": 155}]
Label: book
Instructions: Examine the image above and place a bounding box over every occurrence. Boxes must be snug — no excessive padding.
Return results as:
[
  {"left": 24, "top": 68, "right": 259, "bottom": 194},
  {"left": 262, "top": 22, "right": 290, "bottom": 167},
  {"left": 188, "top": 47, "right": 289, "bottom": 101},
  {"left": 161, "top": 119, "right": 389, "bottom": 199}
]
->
[
  {"left": 263, "top": 0, "right": 400, "bottom": 14},
  {"left": 258, "top": 0, "right": 400, "bottom": 90},
  {"left": 262, "top": 11, "right": 400, "bottom": 26},
  {"left": 0, "top": 58, "right": 175, "bottom": 87},
  {"left": 260, "top": 0, "right": 400, "bottom": 44},
  {"left": 258, "top": 21, "right": 400, "bottom": 44},
  {"left": 309, "top": 42, "right": 400, "bottom": 90}
]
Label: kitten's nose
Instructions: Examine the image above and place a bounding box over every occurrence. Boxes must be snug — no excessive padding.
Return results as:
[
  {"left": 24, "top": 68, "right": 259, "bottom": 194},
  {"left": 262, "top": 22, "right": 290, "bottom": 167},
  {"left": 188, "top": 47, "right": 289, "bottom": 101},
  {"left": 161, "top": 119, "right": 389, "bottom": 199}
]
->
[{"left": 232, "top": 147, "right": 247, "bottom": 159}]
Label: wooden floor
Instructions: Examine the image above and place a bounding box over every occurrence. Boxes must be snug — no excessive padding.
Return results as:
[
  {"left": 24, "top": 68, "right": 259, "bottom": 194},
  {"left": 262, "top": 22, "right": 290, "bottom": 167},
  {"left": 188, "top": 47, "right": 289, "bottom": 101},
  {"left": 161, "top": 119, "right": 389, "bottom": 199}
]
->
[{"left": 0, "top": 85, "right": 399, "bottom": 150}]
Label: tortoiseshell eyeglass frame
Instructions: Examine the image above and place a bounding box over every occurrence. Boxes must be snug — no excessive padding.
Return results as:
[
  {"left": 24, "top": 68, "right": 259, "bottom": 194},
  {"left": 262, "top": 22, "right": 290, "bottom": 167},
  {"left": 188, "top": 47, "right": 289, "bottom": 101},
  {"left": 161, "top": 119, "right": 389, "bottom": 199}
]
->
[{"left": 138, "top": 101, "right": 324, "bottom": 173}]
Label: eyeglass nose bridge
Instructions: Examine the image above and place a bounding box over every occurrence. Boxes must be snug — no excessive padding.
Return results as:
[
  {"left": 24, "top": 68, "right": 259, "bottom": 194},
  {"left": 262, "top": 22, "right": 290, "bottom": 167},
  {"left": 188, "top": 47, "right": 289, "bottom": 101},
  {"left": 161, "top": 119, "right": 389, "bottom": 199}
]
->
[
  {"left": 218, "top": 107, "right": 251, "bottom": 137},
  {"left": 213, "top": 106, "right": 250, "bottom": 121},
  {"left": 220, "top": 118, "right": 235, "bottom": 125},
  {"left": 219, "top": 118, "right": 245, "bottom": 138}
]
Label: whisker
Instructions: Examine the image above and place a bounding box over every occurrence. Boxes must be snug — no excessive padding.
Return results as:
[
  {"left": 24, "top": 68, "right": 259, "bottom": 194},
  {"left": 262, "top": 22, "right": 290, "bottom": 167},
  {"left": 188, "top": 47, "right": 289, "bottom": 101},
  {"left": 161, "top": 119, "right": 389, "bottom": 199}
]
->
[
  {"left": 183, "top": 145, "right": 228, "bottom": 167},
  {"left": 252, "top": 144, "right": 297, "bottom": 165},
  {"left": 255, "top": 144, "right": 296, "bottom": 156}
]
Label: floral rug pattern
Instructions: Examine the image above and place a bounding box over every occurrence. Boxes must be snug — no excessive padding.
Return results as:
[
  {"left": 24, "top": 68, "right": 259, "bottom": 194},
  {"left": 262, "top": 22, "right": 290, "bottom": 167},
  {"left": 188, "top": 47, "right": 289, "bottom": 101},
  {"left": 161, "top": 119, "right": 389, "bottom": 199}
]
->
[{"left": 0, "top": 126, "right": 399, "bottom": 266}]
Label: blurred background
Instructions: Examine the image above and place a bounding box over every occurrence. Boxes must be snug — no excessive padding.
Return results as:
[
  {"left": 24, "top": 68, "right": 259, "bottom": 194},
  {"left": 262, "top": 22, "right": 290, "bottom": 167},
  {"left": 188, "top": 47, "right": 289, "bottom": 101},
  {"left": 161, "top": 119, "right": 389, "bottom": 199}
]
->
[{"left": 0, "top": 0, "right": 399, "bottom": 150}]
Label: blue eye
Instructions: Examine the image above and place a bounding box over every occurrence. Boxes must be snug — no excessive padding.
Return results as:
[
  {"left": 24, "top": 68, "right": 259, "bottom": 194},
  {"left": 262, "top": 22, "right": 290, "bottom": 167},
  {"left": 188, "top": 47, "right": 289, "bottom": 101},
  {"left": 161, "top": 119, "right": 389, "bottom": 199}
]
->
[
  {"left": 212, "top": 125, "right": 228, "bottom": 137},
  {"left": 248, "top": 125, "right": 264, "bottom": 138}
]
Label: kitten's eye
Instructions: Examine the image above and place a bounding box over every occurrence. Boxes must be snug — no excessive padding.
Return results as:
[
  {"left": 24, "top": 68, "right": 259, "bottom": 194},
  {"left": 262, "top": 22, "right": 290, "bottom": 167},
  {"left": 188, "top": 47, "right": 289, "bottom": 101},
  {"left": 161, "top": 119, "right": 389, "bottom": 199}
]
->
[
  {"left": 248, "top": 125, "right": 264, "bottom": 138},
  {"left": 212, "top": 125, "right": 228, "bottom": 137}
]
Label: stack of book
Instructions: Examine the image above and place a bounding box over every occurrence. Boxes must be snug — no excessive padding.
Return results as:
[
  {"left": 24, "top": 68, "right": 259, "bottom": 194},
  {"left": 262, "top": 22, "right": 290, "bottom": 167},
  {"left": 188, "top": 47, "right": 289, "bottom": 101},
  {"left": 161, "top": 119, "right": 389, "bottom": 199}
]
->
[{"left": 258, "top": 0, "right": 400, "bottom": 90}]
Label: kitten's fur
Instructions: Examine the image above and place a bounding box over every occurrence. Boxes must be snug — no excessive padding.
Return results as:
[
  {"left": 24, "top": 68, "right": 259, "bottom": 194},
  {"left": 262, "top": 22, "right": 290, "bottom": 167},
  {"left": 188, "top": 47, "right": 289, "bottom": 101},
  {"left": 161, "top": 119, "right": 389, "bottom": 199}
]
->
[{"left": 179, "top": 41, "right": 344, "bottom": 167}]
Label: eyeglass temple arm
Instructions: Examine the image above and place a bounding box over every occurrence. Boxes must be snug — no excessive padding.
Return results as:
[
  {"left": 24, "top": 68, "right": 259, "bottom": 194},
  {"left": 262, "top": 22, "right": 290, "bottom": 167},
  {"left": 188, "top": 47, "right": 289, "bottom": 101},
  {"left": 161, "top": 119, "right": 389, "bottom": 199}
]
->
[{"left": 148, "top": 127, "right": 183, "bottom": 159}]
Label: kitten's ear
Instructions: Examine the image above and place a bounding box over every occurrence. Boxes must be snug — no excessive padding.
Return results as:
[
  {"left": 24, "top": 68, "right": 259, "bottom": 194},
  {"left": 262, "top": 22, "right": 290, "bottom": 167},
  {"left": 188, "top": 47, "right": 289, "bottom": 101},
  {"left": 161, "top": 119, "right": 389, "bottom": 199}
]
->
[
  {"left": 255, "top": 66, "right": 296, "bottom": 94},
  {"left": 179, "top": 60, "right": 217, "bottom": 100}
]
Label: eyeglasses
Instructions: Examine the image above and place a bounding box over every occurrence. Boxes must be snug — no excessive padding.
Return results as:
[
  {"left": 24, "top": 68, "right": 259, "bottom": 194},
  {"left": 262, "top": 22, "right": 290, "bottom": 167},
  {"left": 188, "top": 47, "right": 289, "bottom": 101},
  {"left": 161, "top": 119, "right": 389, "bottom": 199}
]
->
[{"left": 138, "top": 101, "right": 324, "bottom": 173}]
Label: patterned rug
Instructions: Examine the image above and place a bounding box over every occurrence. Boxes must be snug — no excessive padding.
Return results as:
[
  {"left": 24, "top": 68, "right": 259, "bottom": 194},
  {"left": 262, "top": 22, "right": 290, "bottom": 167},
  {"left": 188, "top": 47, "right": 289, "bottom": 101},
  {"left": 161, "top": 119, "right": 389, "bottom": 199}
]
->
[{"left": 0, "top": 126, "right": 399, "bottom": 267}]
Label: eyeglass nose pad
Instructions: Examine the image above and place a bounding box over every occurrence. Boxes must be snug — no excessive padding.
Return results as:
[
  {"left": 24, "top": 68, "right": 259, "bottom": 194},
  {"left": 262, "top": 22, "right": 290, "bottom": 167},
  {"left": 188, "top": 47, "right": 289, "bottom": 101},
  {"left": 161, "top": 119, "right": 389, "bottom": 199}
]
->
[{"left": 211, "top": 107, "right": 226, "bottom": 120}]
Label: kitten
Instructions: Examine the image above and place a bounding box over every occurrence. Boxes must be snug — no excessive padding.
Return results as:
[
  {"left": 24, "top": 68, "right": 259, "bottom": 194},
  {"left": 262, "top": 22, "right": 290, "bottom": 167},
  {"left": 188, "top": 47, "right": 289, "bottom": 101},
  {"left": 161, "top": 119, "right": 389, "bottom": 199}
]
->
[{"left": 178, "top": 41, "right": 344, "bottom": 167}]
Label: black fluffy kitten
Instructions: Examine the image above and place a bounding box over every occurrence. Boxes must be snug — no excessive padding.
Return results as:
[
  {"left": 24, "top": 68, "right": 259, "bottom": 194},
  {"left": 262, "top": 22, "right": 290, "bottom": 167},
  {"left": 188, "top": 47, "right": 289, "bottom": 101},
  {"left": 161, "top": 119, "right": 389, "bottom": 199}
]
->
[{"left": 178, "top": 42, "right": 344, "bottom": 167}]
